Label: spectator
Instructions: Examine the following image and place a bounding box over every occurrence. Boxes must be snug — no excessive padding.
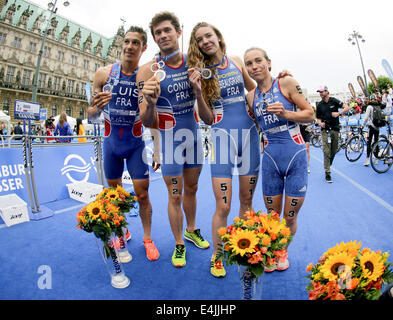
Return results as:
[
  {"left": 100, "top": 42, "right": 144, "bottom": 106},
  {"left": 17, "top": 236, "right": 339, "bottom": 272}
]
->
[
  {"left": 45, "top": 116, "right": 56, "bottom": 143},
  {"left": 54, "top": 112, "right": 73, "bottom": 143},
  {"left": 0, "top": 122, "right": 5, "bottom": 135},
  {"left": 382, "top": 89, "right": 392, "bottom": 116},
  {"left": 13, "top": 121, "right": 23, "bottom": 140},
  {"left": 362, "top": 94, "right": 383, "bottom": 166},
  {"left": 76, "top": 118, "right": 87, "bottom": 143}
]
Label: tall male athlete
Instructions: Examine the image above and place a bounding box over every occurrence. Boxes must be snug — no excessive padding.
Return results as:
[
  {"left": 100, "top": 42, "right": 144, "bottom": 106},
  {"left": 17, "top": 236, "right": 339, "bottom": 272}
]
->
[
  {"left": 137, "top": 12, "right": 211, "bottom": 268},
  {"left": 87, "top": 26, "right": 159, "bottom": 261}
]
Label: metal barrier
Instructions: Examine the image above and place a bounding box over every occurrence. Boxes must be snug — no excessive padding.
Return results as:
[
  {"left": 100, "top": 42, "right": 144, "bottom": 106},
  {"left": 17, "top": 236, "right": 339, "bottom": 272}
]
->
[{"left": 0, "top": 134, "right": 105, "bottom": 220}]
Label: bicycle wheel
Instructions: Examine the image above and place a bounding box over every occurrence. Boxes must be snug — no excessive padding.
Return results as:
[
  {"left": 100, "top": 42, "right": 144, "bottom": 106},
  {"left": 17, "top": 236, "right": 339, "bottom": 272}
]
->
[
  {"left": 345, "top": 135, "right": 364, "bottom": 162},
  {"left": 311, "top": 134, "right": 322, "bottom": 148},
  {"left": 370, "top": 139, "right": 393, "bottom": 173}
]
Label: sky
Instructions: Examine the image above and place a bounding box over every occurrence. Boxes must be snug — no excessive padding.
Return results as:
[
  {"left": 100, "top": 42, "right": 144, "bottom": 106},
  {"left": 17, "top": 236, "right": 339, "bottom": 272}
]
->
[{"left": 31, "top": 0, "right": 393, "bottom": 95}]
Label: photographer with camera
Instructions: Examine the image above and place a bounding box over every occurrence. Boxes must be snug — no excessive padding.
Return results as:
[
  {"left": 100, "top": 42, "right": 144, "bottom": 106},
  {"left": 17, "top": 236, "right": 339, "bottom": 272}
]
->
[{"left": 316, "top": 86, "right": 350, "bottom": 183}]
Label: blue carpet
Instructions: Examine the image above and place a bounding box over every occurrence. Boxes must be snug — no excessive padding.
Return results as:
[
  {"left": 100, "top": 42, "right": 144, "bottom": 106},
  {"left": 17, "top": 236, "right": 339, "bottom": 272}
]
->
[{"left": 0, "top": 146, "right": 392, "bottom": 300}]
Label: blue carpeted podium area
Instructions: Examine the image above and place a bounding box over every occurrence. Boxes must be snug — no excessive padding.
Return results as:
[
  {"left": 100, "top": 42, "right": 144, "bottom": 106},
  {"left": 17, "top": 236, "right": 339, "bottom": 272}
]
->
[{"left": 0, "top": 146, "right": 392, "bottom": 301}]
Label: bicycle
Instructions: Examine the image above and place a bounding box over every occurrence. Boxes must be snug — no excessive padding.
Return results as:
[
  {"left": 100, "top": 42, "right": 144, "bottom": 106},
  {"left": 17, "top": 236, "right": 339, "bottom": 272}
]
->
[
  {"left": 370, "top": 120, "right": 393, "bottom": 173},
  {"left": 310, "top": 123, "right": 322, "bottom": 148},
  {"left": 345, "top": 125, "right": 368, "bottom": 162}
]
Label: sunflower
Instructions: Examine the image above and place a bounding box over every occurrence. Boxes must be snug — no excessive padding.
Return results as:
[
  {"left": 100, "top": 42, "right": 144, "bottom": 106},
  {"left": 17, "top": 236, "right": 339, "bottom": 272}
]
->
[
  {"left": 320, "top": 252, "right": 355, "bottom": 282},
  {"left": 105, "top": 190, "right": 120, "bottom": 201},
  {"left": 359, "top": 251, "right": 385, "bottom": 282},
  {"left": 229, "top": 229, "right": 259, "bottom": 257},
  {"left": 116, "top": 185, "right": 130, "bottom": 197},
  {"left": 86, "top": 201, "right": 104, "bottom": 220},
  {"left": 324, "top": 241, "right": 362, "bottom": 258}
]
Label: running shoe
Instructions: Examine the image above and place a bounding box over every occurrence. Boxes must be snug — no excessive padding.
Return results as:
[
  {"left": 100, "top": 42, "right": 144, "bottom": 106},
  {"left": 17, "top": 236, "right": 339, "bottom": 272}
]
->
[
  {"left": 184, "top": 229, "right": 210, "bottom": 249},
  {"left": 264, "top": 260, "right": 277, "bottom": 273},
  {"left": 325, "top": 173, "right": 332, "bottom": 183},
  {"left": 125, "top": 228, "right": 131, "bottom": 241},
  {"left": 171, "top": 244, "right": 186, "bottom": 267},
  {"left": 363, "top": 159, "right": 370, "bottom": 166},
  {"left": 210, "top": 257, "right": 226, "bottom": 278},
  {"left": 143, "top": 239, "right": 159, "bottom": 261},
  {"left": 277, "top": 250, "right": 290, "bottom": 271}
]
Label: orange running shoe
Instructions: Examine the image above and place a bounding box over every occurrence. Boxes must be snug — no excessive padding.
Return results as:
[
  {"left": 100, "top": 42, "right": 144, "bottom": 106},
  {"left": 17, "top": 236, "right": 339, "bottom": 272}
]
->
[
  {"left": 143, "top": 239, "right": 159, "bottom": 261},
  {"left": 125, "top": 228, "right": 131, "bottom": 241}
]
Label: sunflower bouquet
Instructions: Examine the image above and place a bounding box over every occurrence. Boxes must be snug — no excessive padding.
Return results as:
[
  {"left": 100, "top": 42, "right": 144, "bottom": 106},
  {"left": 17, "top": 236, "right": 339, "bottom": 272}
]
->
[
  {"left": 76, "top": 197, "right": 128, "bottom": 257},
  {"left": 306, "top": 241, "right": 393, "bottom": 300},
  {"left": 218, "top": 210, "right": 293, "bottom": 277},
  {"left": 96, "top": 185, "right": 137, "bottom": 214}
]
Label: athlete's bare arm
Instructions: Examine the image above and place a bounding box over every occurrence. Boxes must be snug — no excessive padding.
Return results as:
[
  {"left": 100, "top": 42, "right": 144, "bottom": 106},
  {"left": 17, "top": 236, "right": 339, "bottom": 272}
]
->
[
  {"left": 136, "top": 61, "right": 161, "bottom": 128},
  {"left": 231, "top": 55, "right": 256, "bottom": 92},
  {"left": 136, "top": 61, "right": 161, "bottom": 171},
  {"left": 268, "top": 77, "right": 314, "bottom": 123},
  {"left": 87, "top": 66, "right": 112, "bottom": 119},
  {"left": 188, "top": 67, "right": 214, "bottom": 125}
]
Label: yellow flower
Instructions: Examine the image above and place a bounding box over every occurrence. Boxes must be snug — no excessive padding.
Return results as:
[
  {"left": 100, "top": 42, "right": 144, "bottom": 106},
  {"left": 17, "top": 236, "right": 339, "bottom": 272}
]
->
[
  {"left": 105, "top": 190, "right": 120, "bottom": 201},
  {"left": 116, "top": 185, "right": 130, "bottom": 197},
  {"left": 324, "top": 240, "right": 362, "bottom": 258},
  {"left": 320, "top": 252, "right": 355, "bottom": 282},
  {"left": 229, "top": 229, "right": 259, "bottom": 257},
  {"left": 86, "top": 201, "right": 104, "bottom": 220},
  {"left": 359, "top": 251, "right": 385, "bottom": 282}
]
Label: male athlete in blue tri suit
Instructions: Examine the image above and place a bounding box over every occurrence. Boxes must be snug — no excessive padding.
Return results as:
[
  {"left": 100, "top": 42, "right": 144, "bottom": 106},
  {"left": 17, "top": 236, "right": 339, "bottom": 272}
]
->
[
  {"left": 244, "top": 47, "right": 314, "bottom": 272},
  {"left": 137, "top": 12, "right": 213, "bottom": 268},
  {"left": 87, "top": 26, "right": 160, "bottom": 262}
]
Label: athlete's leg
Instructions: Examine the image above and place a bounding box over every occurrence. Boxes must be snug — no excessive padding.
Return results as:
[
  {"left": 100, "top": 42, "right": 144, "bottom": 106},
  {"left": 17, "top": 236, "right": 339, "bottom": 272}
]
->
[
  {"left": 282, "top": 196, "right": 305, "bottom": 247},
  {"left": 182, "top": 166, "right": 202, "bottom": 233},
  {"left": 163, "top": 174, "right": 184, "bottom": 245},
  {"left": 106, "top": 178, "right": 122, "bottom": 188},
  {"left": 132, "top": 178, "right": 152, "bottom": 240},
  {"left": 263, "top": 194, "right": 283, "bottom": 215},
  {"left": 238, "top": 175, "right": 258, "bottom": 219},
  {"left": 211, "top": 177, "right": 233, "bottom": 256}
]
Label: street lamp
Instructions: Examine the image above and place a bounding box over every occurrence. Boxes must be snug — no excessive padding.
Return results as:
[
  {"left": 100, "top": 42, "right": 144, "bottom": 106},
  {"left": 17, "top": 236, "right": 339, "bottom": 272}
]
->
[
  {"left": 348, "top": 30, "right": 368, "bottom": 97},
  {"left": 31, "top": 0, "right": 71, "bottom": 102}
]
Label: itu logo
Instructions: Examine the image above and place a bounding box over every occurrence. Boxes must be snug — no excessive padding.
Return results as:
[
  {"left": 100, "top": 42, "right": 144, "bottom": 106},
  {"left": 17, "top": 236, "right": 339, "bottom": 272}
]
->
[{"left": 61, "top": 154, "right": 92, "bottom": 183}]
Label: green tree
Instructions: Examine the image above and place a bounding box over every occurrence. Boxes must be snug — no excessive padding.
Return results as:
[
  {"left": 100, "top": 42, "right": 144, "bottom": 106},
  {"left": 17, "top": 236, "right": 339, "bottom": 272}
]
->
[{"left": 368, "top": 76, "right": 393, "bottom": 94}]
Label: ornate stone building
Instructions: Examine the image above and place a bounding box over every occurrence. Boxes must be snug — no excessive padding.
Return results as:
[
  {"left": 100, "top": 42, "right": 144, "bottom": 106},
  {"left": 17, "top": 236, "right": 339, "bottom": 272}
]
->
[{"left": 0, "top": 0, "right": 125, "bottom": 122}]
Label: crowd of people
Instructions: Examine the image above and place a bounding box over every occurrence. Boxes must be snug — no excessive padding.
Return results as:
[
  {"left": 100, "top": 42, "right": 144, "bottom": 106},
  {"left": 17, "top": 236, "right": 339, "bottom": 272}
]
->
[{"left": 0, "top": 113, "right": 92, "bottom": 143}]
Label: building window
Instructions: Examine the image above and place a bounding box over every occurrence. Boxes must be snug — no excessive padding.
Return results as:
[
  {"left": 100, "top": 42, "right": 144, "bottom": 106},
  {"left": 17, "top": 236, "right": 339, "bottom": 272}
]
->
[
  {"left": 53, "top": 76, "right": 61, "bottom": 90},
  {"left": 12, "top": 37, "right": 22, "bottom": 49},
  {"left": 71, "top": 55, "right": 77, "bottom": 65},
  {"left": 79, "top": 108, "right": 85, "bottom": 119},
  {"left": 67, "top": 80, "right": 75, "bottom": 93},
  {"left": 3, "top": 99, "right": 10, "bottom": 115},
  {"left": 22, "top": 69, "right": 32, "bottom": 85},
  {"left": 51, "top": 105, "right": 58, "bottom": 117},
  {"left": 57, "top": 51, "right": 64, "bottom": 61},
  {"left": 6, "top": 66, "right": 16, "bottom": 82},
  {"left": 66, "top": 106, "right": 72, "bottom": 116},
  {"left": 94, "top": 63, "right": 100, "bottom": 71},
  {"left": 38, "top": 73, "right": 47, "bottom": 88},
  {"left": 28, "top": 42, "right": 37, "bottom": 53},
  {"left": 0, "top": 33, "right": 6, "bottom": 45},
  {"left": 43, "top": 46, "right": 51, "bottom": 57},
  {"left": 83, "top": 59, "right": 89, "bottom": 70}
]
